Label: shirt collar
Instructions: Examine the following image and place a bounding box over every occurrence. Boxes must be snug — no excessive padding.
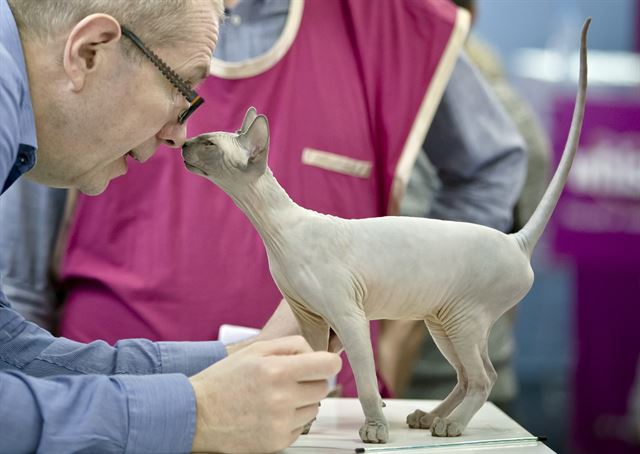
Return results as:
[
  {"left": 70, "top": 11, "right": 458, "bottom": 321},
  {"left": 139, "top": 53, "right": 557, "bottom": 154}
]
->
[{"left": 0, "top": 0, "right": 37, "bottom": 151}]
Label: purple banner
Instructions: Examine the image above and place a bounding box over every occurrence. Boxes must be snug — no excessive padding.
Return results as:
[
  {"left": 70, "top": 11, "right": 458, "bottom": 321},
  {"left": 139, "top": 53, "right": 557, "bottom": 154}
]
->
[
  {"left": 552, "top": 98, "right": 640, "bottom": 265},
  {"left": 573, "top": 265, "right": 640, "bottom": 454},
  {"left": 552, "top": 97, "right": 640, "bottom": 454}
]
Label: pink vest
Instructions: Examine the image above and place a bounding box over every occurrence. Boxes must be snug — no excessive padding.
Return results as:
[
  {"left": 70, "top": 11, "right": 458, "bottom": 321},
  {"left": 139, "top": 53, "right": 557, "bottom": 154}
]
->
[{"left": 60, "top": 0, "right": 467, "bottom": 396}]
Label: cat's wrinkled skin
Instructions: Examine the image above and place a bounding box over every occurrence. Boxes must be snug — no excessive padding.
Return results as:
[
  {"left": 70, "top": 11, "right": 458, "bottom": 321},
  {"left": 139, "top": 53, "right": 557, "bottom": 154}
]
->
[{"left": 182, "top": 20, "right": 590, "bottom": 444}]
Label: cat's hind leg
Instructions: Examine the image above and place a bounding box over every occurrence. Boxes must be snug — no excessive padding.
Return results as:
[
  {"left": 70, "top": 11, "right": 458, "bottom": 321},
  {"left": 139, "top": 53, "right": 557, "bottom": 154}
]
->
[
  {"left": 406, "top": 317, "right": 467, "bottom": 430},
  {"left": 430, "top": 310, "right": 495, "bottom": 437}
]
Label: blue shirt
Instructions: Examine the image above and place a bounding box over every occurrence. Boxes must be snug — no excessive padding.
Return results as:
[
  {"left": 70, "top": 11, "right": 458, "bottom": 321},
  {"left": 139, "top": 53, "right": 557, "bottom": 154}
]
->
[
  {"left": 0, "top": 2, "right": 227, "bottom": 452},
  {"left": 0, "top": 1, "right": 526, "bottom": 449}
]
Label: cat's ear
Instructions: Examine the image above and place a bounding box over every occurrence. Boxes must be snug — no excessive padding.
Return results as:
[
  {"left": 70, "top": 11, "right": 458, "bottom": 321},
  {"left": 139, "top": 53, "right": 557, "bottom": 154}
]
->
[
  {"left": 239, "top": 115, "right": 269, "bottom": 166},
  {"left": 237, "top": 107, "right": 258, "bottom": 134}
]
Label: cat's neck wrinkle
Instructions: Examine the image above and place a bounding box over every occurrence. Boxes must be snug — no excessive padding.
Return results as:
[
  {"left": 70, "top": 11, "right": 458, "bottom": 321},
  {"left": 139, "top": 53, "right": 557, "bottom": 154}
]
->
[{"left": 230, "top": 169, "right": 307, "bottom": 251}]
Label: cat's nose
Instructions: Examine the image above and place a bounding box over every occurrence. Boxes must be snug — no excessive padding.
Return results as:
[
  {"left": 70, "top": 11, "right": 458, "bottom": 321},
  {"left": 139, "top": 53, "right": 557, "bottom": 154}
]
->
[
  {"left": 181, "top": 144, "right": 194, "bottom": 161},
  {"left": 182, "top": 139, "right": 194, "bottom": 151}
]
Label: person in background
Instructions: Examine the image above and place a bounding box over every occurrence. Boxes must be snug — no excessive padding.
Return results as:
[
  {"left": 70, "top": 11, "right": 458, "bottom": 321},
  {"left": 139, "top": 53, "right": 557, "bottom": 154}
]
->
[
  {"left": 0, "top": 1, "right": 339, "bottom": 452},
  {"left": 380, "top": 0, "right": 552, "bottom": 411},
  {"left": 1, "top": 0, "right": 527, "bottom": 404}
]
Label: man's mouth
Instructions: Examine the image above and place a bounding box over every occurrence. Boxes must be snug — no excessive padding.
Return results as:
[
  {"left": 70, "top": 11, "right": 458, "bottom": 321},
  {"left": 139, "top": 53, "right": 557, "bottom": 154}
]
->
[{"left": 126, "top": 150, "right": 141, "bottom": 162}]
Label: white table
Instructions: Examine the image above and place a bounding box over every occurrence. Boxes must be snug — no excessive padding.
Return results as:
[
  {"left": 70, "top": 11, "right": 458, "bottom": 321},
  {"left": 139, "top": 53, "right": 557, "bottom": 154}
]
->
[{"left": 284, "top": 398, "right": 555, "bottom": 453}]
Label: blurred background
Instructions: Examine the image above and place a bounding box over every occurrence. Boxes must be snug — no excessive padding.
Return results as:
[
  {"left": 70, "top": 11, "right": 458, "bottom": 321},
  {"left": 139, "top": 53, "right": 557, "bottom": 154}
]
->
[{"left": 471, "top": 1, "right": 639, "bottom": 453}]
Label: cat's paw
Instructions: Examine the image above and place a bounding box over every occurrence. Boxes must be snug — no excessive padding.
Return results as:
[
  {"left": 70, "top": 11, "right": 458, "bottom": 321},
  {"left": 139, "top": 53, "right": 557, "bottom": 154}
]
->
[
  {"left": 406, "top": 409, "right": 436, "bottom": 429},
  {"left": 301, "top": 417, "right": 316, "bottom": 435},
  {"left": 359, "top": 418, "right": 389, "bottom": 443},
  {"left": 430, "top": 416, "right": 463, "bottom": 437},
  {"left": 301, "top": 402, "right": 320, "bottom": 435}
]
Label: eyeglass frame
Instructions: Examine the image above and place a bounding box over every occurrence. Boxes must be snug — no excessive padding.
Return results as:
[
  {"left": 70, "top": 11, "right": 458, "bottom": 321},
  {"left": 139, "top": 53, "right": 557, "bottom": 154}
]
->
[{"left": 120, "top": 26, "right": 205, "bottom": 125}]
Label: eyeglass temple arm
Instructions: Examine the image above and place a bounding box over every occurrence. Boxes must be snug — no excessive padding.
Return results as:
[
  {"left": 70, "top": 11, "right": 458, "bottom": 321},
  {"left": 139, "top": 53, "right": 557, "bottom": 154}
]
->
[{"left": 120, "top": 26, "right": 198, "bottom": 102}]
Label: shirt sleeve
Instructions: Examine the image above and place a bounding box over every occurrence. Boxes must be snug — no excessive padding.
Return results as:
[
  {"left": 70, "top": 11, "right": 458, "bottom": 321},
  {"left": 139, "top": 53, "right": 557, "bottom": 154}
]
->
[
  {"left": 422, "top": 52, "right": 527, "bottom": 232},
  {"left": 0, "top": 370, "right": 196, "bottom": 453},
  {"left": 0, "top": 304, "right": 227, "bottom": 377}
]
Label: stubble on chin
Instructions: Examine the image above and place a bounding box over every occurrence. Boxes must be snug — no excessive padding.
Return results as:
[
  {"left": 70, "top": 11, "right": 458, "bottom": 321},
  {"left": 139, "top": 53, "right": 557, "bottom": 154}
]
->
[
  {"left": 77, "top": 177, "right": 108, "bottom": 196},
  {"left": 76, "top": 161, "right": 125, "bottom": 196}
]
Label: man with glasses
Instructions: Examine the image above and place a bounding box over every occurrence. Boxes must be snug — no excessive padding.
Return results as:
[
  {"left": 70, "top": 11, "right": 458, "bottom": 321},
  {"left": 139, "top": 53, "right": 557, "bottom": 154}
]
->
[
  {"left": 1, "top": 0, "right": 530, "bottom": 434},
  {"left": 0, "top": 0, "right": 339, "bottom": 452}
]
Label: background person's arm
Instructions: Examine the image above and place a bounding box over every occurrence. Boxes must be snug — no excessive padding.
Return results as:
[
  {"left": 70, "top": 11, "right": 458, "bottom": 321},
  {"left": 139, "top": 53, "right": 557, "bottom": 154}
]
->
[{"left": 423, "top": 52, "right": 527, "bottom": 232}]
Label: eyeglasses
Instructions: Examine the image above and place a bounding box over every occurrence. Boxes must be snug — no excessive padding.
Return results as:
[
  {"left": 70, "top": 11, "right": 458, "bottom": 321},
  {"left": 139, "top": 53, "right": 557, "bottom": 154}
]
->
[{"left": 120, "top": 26, "right": 204, "bottom": 124}]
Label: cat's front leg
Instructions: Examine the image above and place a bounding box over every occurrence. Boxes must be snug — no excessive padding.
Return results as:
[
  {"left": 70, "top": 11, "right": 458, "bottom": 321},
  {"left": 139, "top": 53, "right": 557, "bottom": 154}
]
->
[
  {"left": 329, "top": 309, "right": 388, "bottom": 443},
  {"left": 288, "top": 301, "right": 332, "bottom": 435}
]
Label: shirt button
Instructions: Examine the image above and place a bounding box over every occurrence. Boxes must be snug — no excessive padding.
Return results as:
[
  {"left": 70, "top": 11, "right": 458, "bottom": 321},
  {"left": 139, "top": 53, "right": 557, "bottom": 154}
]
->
[{"left": 18, "top": 156, "right": 26, "bottom": 164}]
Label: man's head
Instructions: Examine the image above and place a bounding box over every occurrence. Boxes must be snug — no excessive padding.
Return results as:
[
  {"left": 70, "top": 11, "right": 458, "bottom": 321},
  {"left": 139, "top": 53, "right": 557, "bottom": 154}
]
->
[
  {"left": 8, "top": 0, "right": 224, "bottom": 194},
  {"left": 182, "top": 107, "right": 270, "bottom": 192}
]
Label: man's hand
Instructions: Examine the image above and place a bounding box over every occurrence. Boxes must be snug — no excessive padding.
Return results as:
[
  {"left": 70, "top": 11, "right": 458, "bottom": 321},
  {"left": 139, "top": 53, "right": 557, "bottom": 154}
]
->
[{"left": 190, "top": 335, "right": 342, "bottom": 453}]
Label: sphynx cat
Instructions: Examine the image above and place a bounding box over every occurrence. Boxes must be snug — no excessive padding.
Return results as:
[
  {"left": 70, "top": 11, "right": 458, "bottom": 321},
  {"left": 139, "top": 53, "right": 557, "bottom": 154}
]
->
[{"left": 182, "top": 20, "right": 590, "bottom": 444}]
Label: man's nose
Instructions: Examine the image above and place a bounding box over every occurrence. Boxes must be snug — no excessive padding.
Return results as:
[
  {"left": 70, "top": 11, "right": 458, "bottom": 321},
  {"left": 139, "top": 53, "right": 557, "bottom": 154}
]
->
[{"left": 157, "top": 121, "right": 187, "bottom": 149}]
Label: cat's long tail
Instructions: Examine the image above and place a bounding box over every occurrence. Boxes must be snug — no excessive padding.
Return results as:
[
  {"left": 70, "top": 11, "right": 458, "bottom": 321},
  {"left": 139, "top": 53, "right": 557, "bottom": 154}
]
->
[{"left": 512, "top": 18, "right": 590, "bottom": 259}]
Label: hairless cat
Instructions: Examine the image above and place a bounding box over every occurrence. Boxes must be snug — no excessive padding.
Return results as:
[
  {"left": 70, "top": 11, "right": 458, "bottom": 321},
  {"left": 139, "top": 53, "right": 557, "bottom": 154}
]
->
[{"left": 182, "top": 19, "right": 590, "bottom": 444}]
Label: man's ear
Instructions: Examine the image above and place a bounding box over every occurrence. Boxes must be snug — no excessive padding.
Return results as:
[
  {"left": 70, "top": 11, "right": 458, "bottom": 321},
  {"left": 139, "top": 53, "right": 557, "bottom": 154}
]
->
[
  {"left": 237, "top": 106, "right": 258, "bottom": 134},
  {"left": 239, "top": 115, "right": 269, "bottom": 164},
  {"left": 63, "top": 14, "right": 121, "bottom": 92}
]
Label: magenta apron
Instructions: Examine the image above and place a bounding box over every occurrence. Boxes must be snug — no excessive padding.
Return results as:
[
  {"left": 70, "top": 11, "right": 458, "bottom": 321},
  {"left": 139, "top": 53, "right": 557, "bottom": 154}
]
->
[{"left": 60, "top": 0, "right": 468, "bottom": 397}]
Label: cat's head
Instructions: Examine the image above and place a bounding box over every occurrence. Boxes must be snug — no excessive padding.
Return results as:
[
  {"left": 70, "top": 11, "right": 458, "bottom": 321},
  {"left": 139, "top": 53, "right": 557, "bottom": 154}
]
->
[{"left": 182, "top": 107, "right": 269, "bottom": 189}]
